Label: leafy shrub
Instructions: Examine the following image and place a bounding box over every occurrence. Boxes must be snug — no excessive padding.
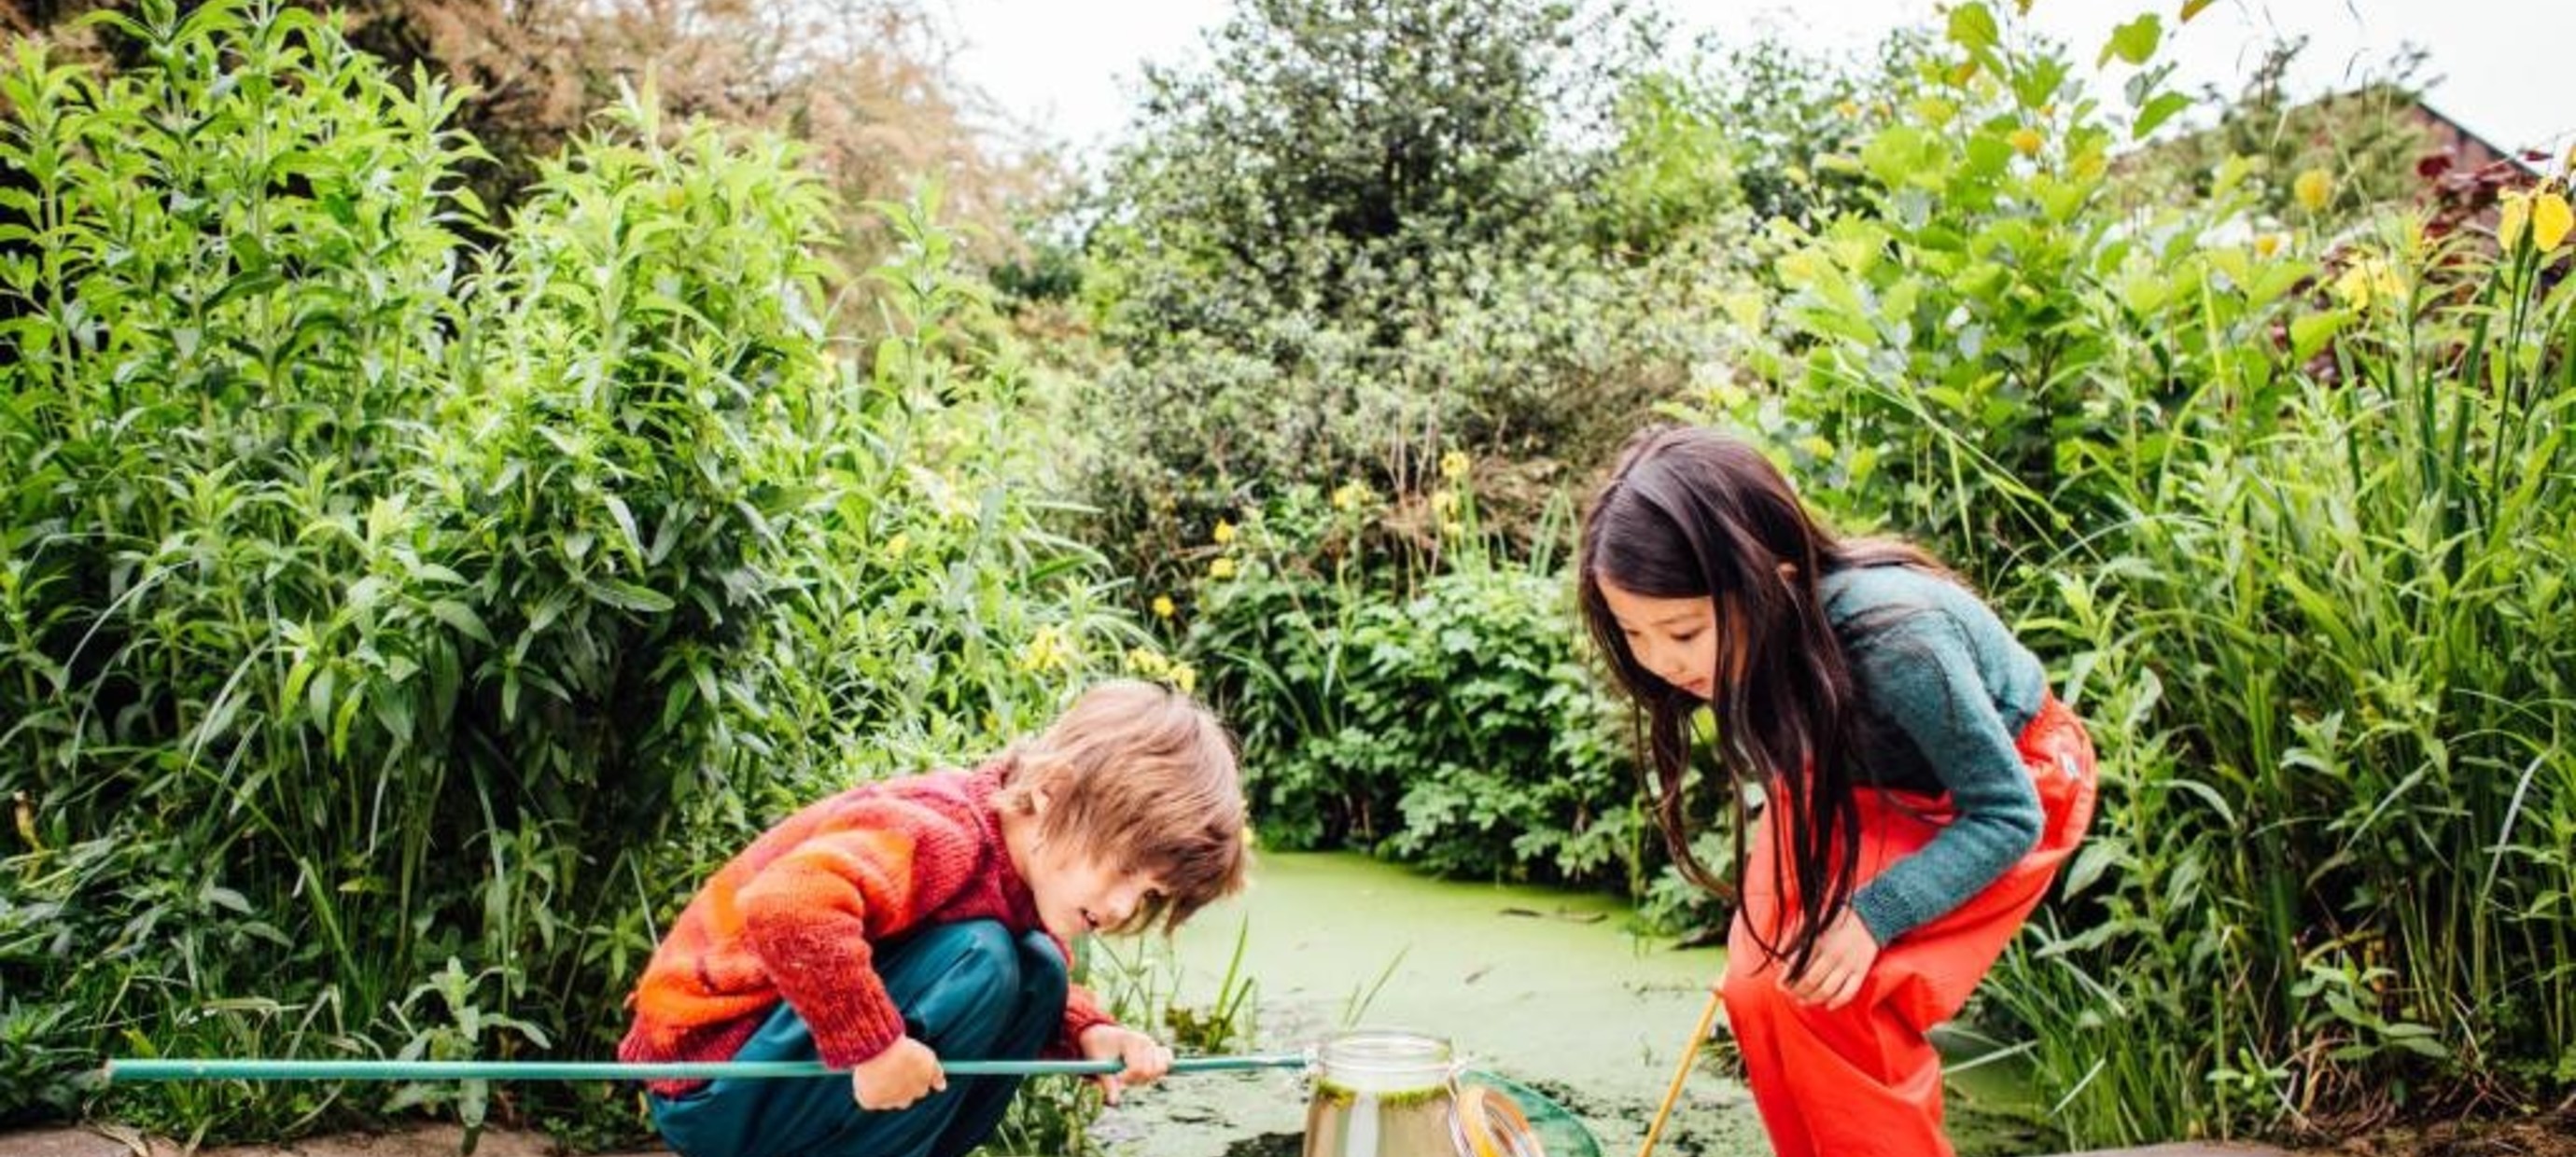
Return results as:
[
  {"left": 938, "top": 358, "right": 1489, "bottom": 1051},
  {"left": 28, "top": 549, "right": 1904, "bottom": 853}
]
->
[
  {"left": 3, "top": 8, "right": 500, "bottom": 1133},
  {"left": 0, "top": 3, "right": 1134, "bottom": 1142},
  {"left": 1068, "top": 0, "right": 1752, "bottom": 597},
  {"left": 10, "top": 0, "right": 1054, "bottom": 301},
  {"left": 1176, "top": 478, "right": 1646, "bottom": 892},
  {"left": 1673, "top": 1, "right": 2576, "bottom": 1143}
]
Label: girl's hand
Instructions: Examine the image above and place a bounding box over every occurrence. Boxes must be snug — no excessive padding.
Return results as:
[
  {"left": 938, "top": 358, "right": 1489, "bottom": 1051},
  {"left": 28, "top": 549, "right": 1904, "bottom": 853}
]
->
[
  {"left": 1078, "top": 1024, "right": 1175, "bottom": 1105},
  {"left": 851, "top": 1036, "right": 945, "bottom": 1110},
  {"left": 1782, "top": 907, "right": 1880, "bottom": 1011}
]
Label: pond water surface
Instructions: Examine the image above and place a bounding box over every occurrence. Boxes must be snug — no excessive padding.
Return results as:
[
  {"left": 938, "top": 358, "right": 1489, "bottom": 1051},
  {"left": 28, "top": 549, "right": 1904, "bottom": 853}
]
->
[{"left": 1090, "top": 851, "right": 2047, "bottom": 1157}]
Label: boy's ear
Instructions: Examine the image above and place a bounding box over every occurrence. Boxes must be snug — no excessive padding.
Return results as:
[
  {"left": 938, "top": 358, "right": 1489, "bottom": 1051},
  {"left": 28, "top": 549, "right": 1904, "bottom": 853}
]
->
[{"left": 1029, "top": 785, "right": 1053, "bottom": 817}]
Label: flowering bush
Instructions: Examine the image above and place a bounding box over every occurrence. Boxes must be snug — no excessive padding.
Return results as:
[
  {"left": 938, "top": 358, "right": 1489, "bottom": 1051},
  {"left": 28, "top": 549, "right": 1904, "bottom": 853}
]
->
[{"left": 1671, "top": 2, "right": 2576, "bottom": 1144}]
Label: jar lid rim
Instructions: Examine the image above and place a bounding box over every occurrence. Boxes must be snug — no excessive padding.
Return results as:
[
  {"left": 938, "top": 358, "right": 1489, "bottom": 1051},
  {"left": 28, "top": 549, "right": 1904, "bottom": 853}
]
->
[{"left": 1316, "top": 1027, "right": 1454, "bottom": 1074}]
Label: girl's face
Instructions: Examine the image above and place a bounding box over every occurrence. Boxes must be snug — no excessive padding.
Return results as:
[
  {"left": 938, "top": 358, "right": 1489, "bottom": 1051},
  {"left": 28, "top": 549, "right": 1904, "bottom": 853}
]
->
[{"left": 1598, "top": 579, "right": 1719, "bottom": 702}]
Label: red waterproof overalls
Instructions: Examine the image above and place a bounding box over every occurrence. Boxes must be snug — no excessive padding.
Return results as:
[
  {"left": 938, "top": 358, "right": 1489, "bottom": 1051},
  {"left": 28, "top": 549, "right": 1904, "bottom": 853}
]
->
[{"left": 1720, "top": 694, "right": 2098, "bottom": 1157}]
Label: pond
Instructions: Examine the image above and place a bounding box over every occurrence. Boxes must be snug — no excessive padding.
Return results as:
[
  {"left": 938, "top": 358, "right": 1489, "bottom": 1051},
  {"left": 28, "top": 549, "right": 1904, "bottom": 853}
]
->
[{"left": 1090, "top": 850, "right": 2049, "bottom": 1157}]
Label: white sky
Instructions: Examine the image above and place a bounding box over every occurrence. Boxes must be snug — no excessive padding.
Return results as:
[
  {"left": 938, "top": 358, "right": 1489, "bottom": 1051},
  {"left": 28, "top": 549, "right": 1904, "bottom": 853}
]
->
[{"left": 939, "top": 0, "right": 2570, "bottom": 166}]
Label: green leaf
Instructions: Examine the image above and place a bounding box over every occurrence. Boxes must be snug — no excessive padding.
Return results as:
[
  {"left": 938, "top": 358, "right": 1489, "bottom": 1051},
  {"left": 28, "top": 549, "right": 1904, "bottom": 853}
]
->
[
  {"left": 1947, "top": 3, "right": 2000, "bottom": 51},
  {"left": 2010, "top": 55, "right": 2069, "bottom": 110},
  {"left": 331, "top": 683, "right": 366, "bottom": 760},
  {"left": 1861, "top": 126, "right": 1948, "bottom": 189},
  {"left": 2289, "top": 308, "right": 2352, "bottom": 361},
  {"left": 2133, "top": 91, "right": 2192, "bottom": 139},
  {"left": 2100, "top": 14, "right": 2163, "bottom": 67},
  {"left": 308, "top": 665, "right": 336, "bottom": 730},
  {"left": 2211, "top": 153, "right": 2254, "bottom": 199},
  {"left": 604, "top": 494, "right": 645, "bottom": 561},
  {"left": 203, "top": 268, "right": 287, "bottom": 313},
  {"left": 429, "top": 600, "right": 496, "bottom": 646},
  {"left": 2120, "top": 272, "right": 2171, "bottom": 315},
  {"left": 2247, "top": 259, "right": 2315, "bottom": 308},
  {"left": 661, "top": 677, "right": 697, "bottom": 732},
  {"left": 590, "top": 578, "right": 677, "bottom": 615},
  {"left": 372, "top": 692, "right": 415, "bottom": 748}
]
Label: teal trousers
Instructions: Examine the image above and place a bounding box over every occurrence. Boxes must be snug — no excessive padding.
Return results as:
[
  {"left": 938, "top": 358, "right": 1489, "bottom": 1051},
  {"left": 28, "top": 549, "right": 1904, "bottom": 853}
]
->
[{"left": 647, "top": 921, "right": 1070, "bottom": 1157}]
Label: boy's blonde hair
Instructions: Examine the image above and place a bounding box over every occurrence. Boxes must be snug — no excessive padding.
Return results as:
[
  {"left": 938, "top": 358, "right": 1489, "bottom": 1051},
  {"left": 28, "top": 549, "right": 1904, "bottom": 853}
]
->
[{"left": 995, "top": 679, "right": 1249, "bottom": 933}]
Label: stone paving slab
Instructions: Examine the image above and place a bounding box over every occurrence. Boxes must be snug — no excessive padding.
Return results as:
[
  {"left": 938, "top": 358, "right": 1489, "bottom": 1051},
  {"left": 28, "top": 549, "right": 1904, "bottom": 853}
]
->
[
  {"left": 2054, "top": 1145, "right": 2288, "bottom": 1157},
  {"left": 0, "top": 1125, "right": 608, "bottom": 1157},
  {"left": 1, "top": 1123, "right": 2295, "bottom": 1157}
]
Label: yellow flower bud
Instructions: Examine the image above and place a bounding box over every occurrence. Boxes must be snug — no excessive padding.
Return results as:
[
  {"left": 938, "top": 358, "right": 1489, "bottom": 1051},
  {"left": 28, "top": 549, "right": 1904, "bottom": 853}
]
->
[
  {"left": 2293, "top": 168, "right": 2332, "bottom": 213},
  {"left": 1440, "top": 450, "right": 1472, "bottom": 481},
  {"left": 1152, "top": 594, "right": 1176, "bottom": 620},
  {"left": 2499, "top": 190, "right": 2532, "bottom": 252},
  {"left": 1209, "top": 557, "right": 1237, "bottom": 580},
  {"left": 1211, "top": 519, "right": 1236, "bottom": 545},
  {"left": 2534, "top": 191, "right": 2573, "bottom": 250},
  {"left": 2009, "top": 128, "right": 2043, "bottom": 157},
  {"left": 2331, "top": 254, "right": 2404, "bottom": 312},
  {"left": 1020, "top": 626, "right": 1068, "bottom": 674}
]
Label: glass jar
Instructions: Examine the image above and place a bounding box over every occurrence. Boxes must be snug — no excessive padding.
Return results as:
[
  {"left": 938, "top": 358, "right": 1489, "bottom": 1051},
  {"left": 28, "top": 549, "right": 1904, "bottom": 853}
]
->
[{"left": 1302, "top": 1029, "right": 1460, "bottom": 1157}]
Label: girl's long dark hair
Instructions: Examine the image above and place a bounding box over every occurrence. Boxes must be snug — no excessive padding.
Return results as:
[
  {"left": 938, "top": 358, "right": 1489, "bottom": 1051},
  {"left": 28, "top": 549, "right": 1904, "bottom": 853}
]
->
[{"left": 1578, "top": 426, "right": 1947, "bottom": 980}]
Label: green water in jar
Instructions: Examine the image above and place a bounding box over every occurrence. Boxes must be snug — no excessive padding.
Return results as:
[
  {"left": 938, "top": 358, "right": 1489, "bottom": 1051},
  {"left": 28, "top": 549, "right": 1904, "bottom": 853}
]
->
[{"left": 1301, "top": 1077, "right": 1458, "bottom": 1157}]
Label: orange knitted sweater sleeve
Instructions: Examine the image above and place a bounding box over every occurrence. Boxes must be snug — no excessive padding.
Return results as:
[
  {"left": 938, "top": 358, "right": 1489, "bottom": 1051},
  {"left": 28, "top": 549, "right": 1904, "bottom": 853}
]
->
[
  {"left": 729, "top": 798, "right": 982, "bottom": 1068},
  {"left": 1058, "top": 983, "right": 1115, "bottom": 1055}
]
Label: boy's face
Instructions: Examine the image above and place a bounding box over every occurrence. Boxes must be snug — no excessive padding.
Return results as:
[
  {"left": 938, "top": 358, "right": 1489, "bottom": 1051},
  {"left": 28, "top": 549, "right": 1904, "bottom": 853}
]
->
[{"left": 1025, "top": 829, "right": 1169, "bottom": 941}]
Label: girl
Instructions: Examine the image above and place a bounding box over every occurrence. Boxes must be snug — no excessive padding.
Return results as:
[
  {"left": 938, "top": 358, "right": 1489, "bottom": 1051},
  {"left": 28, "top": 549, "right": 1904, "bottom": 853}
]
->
[{"left": 1577, "top": 427, "right": 2095, "bottom": 1157}]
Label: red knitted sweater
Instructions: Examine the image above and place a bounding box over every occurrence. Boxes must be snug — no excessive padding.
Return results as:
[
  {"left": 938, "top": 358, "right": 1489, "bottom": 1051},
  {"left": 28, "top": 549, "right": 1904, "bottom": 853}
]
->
[{"left": 617, "top": 762, "right": 1114, "bottom": 1093}]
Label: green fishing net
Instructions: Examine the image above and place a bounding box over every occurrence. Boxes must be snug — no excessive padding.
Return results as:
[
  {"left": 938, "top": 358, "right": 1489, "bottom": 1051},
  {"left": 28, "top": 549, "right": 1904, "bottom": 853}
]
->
[{"left": 1460, "top": 1068, "right": 1602, "bottom": 1157}]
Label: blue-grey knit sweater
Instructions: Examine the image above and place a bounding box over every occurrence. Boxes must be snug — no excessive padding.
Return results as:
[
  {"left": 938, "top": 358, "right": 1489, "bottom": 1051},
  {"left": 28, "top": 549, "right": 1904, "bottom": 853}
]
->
[{"left": 1823, "top": 565, "right": 2048, "bottom": 944}]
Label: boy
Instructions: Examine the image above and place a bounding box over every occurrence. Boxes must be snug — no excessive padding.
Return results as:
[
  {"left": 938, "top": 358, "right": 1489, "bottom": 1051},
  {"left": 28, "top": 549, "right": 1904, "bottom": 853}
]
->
[{"left": 620, "top": 679, "right": 1250, "bottom": 1157}]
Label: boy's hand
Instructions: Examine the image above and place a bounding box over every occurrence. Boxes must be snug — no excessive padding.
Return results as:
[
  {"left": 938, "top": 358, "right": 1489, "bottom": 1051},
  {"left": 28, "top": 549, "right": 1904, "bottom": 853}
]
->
[
  {"left": 1077, "top": 1024, "right": 1174, "bottom": 1106},
  {"left": 851, "top": 1036, "right": 945, "bottom": 1110}
]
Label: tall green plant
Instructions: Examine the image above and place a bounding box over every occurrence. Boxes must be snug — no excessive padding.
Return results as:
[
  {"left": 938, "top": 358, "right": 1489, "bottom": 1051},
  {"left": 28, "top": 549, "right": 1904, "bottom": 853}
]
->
[
  {"left": 1, "top": 4, "right": 1148, "bottom": 1142},
  {"left": 1703, "top": 3, "right": 2219, "bottom": 586},
  {"left": 1997, "top": 210, "right": 2574, "bottom": 1143},
  {"left": 1692, "top": 1, "right": 2574, "bottom": 1144},
  {"left": 2, "top": 0, "right": 494, "bottom": 1130}
]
